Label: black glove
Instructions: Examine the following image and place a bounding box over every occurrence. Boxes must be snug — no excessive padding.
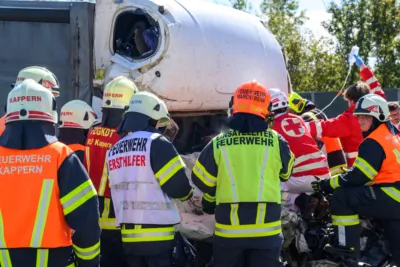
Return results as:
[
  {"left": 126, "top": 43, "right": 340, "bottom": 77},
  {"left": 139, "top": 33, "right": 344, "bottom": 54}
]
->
[{"left": 311, "top": 179, "right": 333, "bottom": 194}]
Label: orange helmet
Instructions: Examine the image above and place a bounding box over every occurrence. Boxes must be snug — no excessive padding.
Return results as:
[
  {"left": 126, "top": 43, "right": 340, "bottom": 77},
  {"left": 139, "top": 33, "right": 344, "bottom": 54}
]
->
[{"left": 231, "top": 80, "right": 271, "bottom": 119}]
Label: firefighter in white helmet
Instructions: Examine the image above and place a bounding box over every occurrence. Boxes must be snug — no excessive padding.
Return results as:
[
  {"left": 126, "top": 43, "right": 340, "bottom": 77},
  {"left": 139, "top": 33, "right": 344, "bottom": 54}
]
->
[
  {"left": 106, "top": 91, "right": 193, "bottom": 267},
  {"left": 58, "top": 100, "right": 100, "bottom": 162},
  {"left": 84, "top": 76, "right": 138, "bottom": 267},
  {"left": 0, "top": 79, "right": 100, "bottom": 267},
  {"left": 0, "top": 66, "right": 61, "bottom": 136}
]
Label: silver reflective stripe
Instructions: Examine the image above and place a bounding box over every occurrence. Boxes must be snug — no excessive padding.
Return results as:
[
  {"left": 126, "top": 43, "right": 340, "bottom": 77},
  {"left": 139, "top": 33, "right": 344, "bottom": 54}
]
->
[
  {"left": 354, "top": 159, "right": 376, "bottom": 179},
  {"left": 258, "top": 146, "right": 270, "bottom": 201},
  {"left": 0, "top": 211, "right": 11, "bottom": 267},
  {"left": 193, "top": 165, "right": 215, "bottom": 185},
  {"left": 257, "top": 203, "right": 266, "bottom": 224},
  {"left": 74, "top": 246, "right": 100, "bottom": 259},
  {"left": 61, "top": 183, "right": 93, "bottom": 212},
  {"left": 221, "top": 147, "right": 238, "bottom": 202},
  {"left": 215, "top": 225, "right": 281, "bottom": 235},
  {"left": 156, "top": 159, "right": 182, "bottom": 182},
  {"left": 231, "top": 204, "right": 239, "bottom": 225},
  {"left": 333, "top": 217, "right": 359, "bottom": 224},
  {"left": 122, "top": 231, "right": 174, "bottom": 239},
  {"left": 36, "top": 249, "right": 48, "bottom": 267},
  {"left": 345, "top": 152, "right": 358, "bottom": 159},
  {"left": 31, "top": 179, "right": 54, "bottom": 247}
]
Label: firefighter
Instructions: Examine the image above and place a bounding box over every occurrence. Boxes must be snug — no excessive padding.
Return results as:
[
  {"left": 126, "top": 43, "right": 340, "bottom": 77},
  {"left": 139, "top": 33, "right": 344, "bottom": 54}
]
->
[
  {"left": 58, "top": 100, "right": 99, "bottom": 162},
  {"left": 268, "top": 89, "right": 330, "bottom": 211},
  {"left": 287, "top": 91, "right": 315, "bottom": 115},
  {"left": 312, "top": 94, "right": 400, "bottom": 265},
  {"left": 0, "top": 66, "right": 60, "bottom": 136},
  {"left": 192, "top": 81, "right": 294, "bottom": 267},
  {"left": 106, "top": 91, "right": 193, "bottom": 267},
  {"left": 0, "top": 79, "right": 100, "bottom": 267},
  {"left": 84, "top": 76, "right": 138, "bottom": 267}
]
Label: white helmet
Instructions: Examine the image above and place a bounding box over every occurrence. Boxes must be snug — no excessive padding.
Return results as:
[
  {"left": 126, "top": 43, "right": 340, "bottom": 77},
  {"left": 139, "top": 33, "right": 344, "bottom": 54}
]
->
[
  {"left": 14, "top": 66, "right": 60, "bottom": 97},
  {"left": 6, "top": 79, "right": 57, "bottom": 124},
  {"left": 125, "top": 91, "right": 170, "bottom": 127},
  {"left": 354, "top": 94, "right": 389, "bottom": 122},
  {"left": 59, "top": 100, "right": 99, "bottom": 129},
  {"left": 269, "top": 88, "right": 289, "bottom": 112},
  {"left": 102, "top": 76, "right": 138, "bottom": 109}
]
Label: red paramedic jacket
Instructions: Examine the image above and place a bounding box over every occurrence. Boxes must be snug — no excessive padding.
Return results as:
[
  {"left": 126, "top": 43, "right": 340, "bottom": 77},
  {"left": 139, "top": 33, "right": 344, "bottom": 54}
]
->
[
  {"left": 83, "top": 126, "right": 120, "bottom": 198},
  {"left": 272, "top": 113, "right": 330, "bottom": 179}
]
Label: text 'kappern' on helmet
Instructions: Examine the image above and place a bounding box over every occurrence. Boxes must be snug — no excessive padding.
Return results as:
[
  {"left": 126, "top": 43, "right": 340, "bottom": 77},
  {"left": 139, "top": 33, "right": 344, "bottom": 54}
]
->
[
  {"left": 6, "top": 79, "right": 57, "bottom": 124},
  {"left": 268, "top": 88, "right": 289, "bottom": 112},
  {"left": 59, "top": 100, "right": 99, "bottom": 129},
  {"left": 102, "top": 76, "right": 138, "bottom": 109},
  {"left": 14, "top": 66, "right": 60, "bottom": 97},
  {"left": 231, "top": 80, "right": 271, "bottom": 119},
  {"left": 125, "top": 91, "right": 170, "bottom": 128},
  {"left": 354, "top": 94, "right": 390, "bottom": 122}
]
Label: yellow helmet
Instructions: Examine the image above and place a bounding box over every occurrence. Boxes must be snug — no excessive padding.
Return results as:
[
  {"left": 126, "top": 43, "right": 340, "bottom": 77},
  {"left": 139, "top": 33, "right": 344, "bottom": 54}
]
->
[
  {"left": 288, "top": 91, "right": 307, "bottom": 114},
  {"left": 102, "top": 76, "right": 138, "bottom": 109},
  {"left": 6, "top": 79, "right": 57, "bottom": 124},
  {"left": 59, "top": 100, "right": 99, "bottom": 129},
  {"left": 125, "top": 91, "right": 170, "bottom": 127},
  {"left": 14, "top": 66, "right": 60, "bottom": 97}
]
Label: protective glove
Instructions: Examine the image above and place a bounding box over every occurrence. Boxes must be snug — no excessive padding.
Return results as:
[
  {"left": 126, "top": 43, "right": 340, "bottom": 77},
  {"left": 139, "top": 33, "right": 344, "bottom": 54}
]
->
[
  {"left": 311, "top": 179, "right": 334, "bottom": 194},
  {"left": 354, "top": 54, "right": 364, "bottom": 68}
]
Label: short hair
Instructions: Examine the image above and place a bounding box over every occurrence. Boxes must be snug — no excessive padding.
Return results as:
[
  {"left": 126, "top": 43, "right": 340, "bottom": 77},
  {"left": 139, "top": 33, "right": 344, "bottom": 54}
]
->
[
  {"left": 388, "top": 102, "right": 400, "bottom": 112},
  {"left": 343, "top": 82, "right": 370, "bottom": 102}
]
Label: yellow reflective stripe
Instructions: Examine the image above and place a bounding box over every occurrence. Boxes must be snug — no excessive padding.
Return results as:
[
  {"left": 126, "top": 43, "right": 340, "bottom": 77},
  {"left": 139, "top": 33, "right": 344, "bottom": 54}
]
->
[
  {"left": 98, "top": 160, "right": 108, "bottom": 196},
  {"left": 215, "top": 221, "right": 281, "bottom": 238},
  {"left": 36, "top": 249, "right": 49, "bottom": 267},
  {"left": 229, "top": 204, "right": 240, "bottom": 226},
  {"left": 73, "top": 242, "right": 100, "bottom": 260},
  {"left": 0, "top": 212, "right": 12, "bottom": 267},
  {"left": 330, "top": 164, "right": 347, "bottom": 176},
  {"left": 102, "top": 198, "right": 110, "bottom": 218},
  {"left": 121, "top": 225, "right": 175, "bottom": 242},
  {"left": 192, "top": 161, "right": 217, "bottom": 188},
  {"left": 61, "top": 180, "right": 97, "bottom": 215},
  {"left": 66, "top": 263, "right": 75, "bottom": 267},
  {"left": 202, "top": 192, "right": 216, "bottom": 203},
  {"left": 85, "top": 146, "right": 90, "bottom": 173},
  {"left": 155, "top": 156, "right": 185, "bottom": 186},
  {"left": 381, "top": 187, "right": 400, "bottom": 202},
  {"left": 99, "top": 218, "right": 118, "bottom": 230},
  {"left": 353, "top": 157, "right": 377, "bottom": 180},
  {"left": 255, "top": 203, "right": 267, "bottom": 224},
  {"left": 329, "top": 175, "right": 341, "bottom": 189},
  {"left": 31, "top": 180, "right": 54, "bottom": 247},
  {"left": 175, "top": 188, "right": 194, "bottom": 201},
  {"left": 281, "top": 152, "right": 294, "bottom": 180},
  {"left": 332, "top": 215, "right": 359, "bottom": 226}
]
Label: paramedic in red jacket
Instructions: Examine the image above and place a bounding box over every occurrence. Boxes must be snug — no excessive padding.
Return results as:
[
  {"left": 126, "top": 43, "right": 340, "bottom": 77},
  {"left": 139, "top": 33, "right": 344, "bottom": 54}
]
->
[{"left": 269, "top": 89, "right": 330, "bottom": 211}]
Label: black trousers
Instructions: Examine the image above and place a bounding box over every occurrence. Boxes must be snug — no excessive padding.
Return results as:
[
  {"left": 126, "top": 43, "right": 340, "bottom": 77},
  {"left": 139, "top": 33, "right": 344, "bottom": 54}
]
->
[
  {"left": 212, "top": 244, "right": 282, "bottom": 267},
  {"left": 124, "top": 249, "right": 173, "bottom": 267},
  {"left": 100, "top": 230, "right": 128, "bottom": 267},
  {"left": 331, "top": 186, "right": 400, "bottom": 265}
]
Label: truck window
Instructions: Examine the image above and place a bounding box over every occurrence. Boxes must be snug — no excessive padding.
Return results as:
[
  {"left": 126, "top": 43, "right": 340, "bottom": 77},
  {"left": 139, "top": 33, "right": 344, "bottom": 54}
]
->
[{"left": 113, "top": 9, "right": 160, "bottom": 60}]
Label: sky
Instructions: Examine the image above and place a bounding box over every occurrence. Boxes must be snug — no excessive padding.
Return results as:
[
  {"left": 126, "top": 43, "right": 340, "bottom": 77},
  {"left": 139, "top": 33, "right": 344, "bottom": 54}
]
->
[{"left": 198, "top": 0, "right": 342, "bottom": 38}]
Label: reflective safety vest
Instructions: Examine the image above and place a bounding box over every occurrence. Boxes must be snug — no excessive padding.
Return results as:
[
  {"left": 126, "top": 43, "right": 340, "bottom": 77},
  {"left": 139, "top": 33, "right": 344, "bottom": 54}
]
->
[
  {"left": 365, "top": 124, "right": 400, "bottom": 185},
  {"left": 0, "top": 142, "right": 73, "bottom": 249},
  {"left": 0, "top": 115, "right": 5, "bottom": 136},
  {"left": 106, "top": 131, "right": 181, "bottom": 226},
  {"left": 84, "top": 126, "right": 120, "bottom": 198},
  {"left": 68, "top": 143, "right": 85, "bottom": 153}
]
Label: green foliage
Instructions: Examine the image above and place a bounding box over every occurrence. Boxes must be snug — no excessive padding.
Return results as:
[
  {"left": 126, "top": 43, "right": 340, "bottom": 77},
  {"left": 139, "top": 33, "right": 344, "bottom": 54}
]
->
[{"left": 230, "top": 0, "right": 400, "bottom": 92}]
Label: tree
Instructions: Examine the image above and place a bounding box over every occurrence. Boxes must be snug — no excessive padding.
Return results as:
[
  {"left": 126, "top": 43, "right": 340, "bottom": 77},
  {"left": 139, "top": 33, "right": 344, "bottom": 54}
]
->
[{"left": 229, "top": 0, "right": 252, "bottom": 12}]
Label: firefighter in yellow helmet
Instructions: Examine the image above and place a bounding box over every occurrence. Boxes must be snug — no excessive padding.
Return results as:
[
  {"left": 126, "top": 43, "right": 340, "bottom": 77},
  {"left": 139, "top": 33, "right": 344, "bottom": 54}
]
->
[
  {"left": 58, "top": 100, "right": 100, "bottom": 162},
  {"left": 84, "top": 76, "right": 138, "bottom": 267},
  {"left": 0, "top": 79, "right": 100, "bottom": 267},
  {"left": 106, "top": 91, "right": 193, "bottom": 267},
  {"left": 192, "top": 80, "right": 294, "bottom": 267},
  {"left": 0, "top": 66, "right": 61, "bottom": 136}
]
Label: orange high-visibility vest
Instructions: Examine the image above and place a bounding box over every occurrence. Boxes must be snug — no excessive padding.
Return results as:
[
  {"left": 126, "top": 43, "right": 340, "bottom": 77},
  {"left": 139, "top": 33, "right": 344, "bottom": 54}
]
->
[
  {"left": 321, "top": 136, "right": 347, "bottom": 175},
  {"left": 367, "top": 124, "right": 400, "bottom": 185},
  {"left": 68, "top": 143, "right": 85, "bottom": 153},
  {"left": 0, "top": 115, "right": 6, "bottom": 136},
  {"left": 0, "top": 142, "right": 73, "bottom": 248}
]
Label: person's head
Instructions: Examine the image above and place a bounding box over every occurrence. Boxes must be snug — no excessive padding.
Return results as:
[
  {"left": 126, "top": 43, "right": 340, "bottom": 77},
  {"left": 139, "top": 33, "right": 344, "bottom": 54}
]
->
[
  {"left": 268, "top": 88, "right": 288, "bottom": 115},
  {"left": 354, "top": 94, "right": 389, "bottom": 132},
  {"left": 388, "top": 102, "right": 400, "bottom": 125},
  {"left": 288, "top": 91, "right": 307, "bottom": 114},
  {"left": 344, "top": 82, "right": 370, "bottom": 107},
  {"left": 6, "top": 79, "right": 57, "bottom": 125},
  {"left": 228, "top": 80, "right": 271, "bottom": 120},
  {"left": 102, "top": 76, "right": 139, "bottom": 111},
  {"left": 59, "top": 100, "right": 99, "bottom": 131},
  {"left": 13, "top": 66, "right": 60, "bottom": 97}
]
